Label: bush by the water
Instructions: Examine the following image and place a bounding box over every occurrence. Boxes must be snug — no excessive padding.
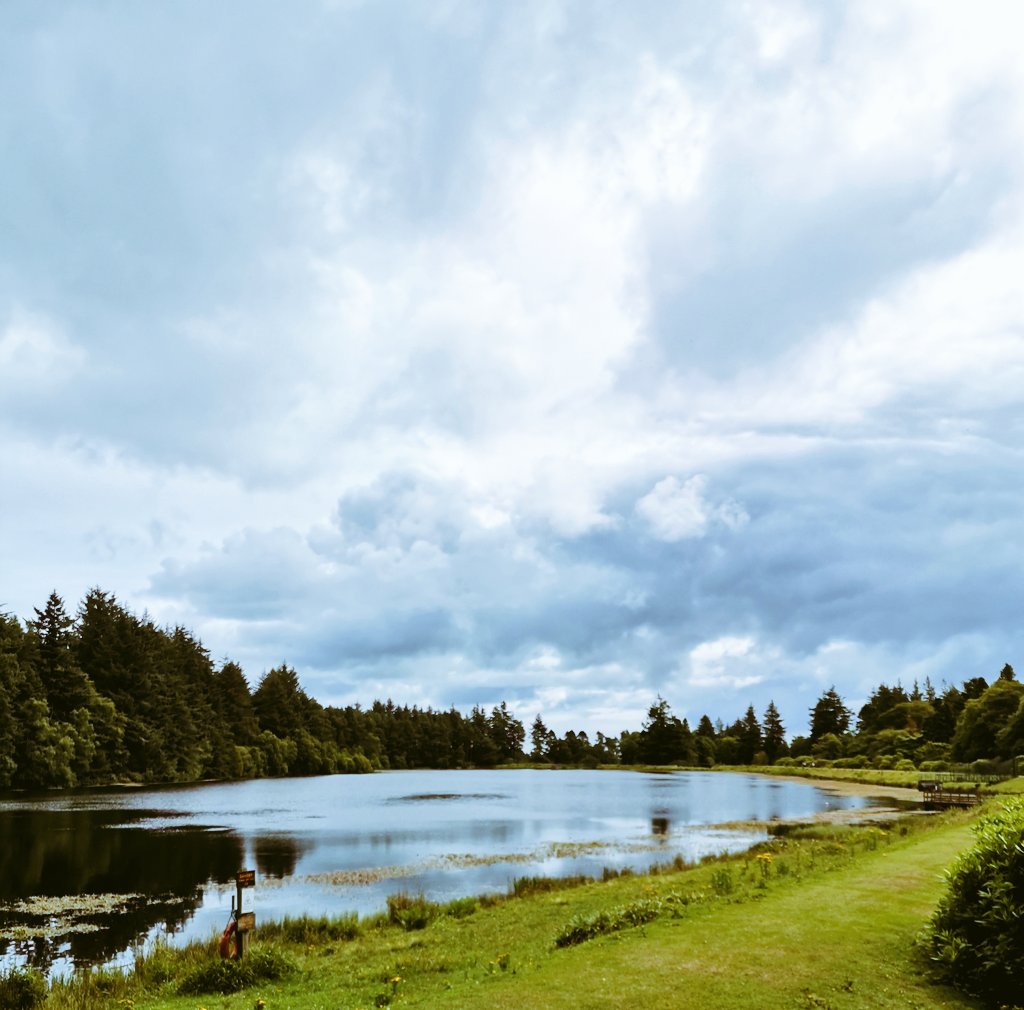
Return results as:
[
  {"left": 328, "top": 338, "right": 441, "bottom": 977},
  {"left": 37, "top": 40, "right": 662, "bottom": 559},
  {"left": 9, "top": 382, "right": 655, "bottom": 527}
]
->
[
  {"left": 177, "top": 946, "right": 296, "bottom": 995},
  {"left": 0, "top": 962, "right": 46, "bottom": 1003},
  {"left": 0, "top": 967, "right": 46, "bottom": 1010},
  {"left": 384, "top": 892, "right": 478, "bottom": 930},
  {"left": 554, "top": 898, "right": 660, "bottom": 947},
  {"left": 926, "top": 797, "right": 1024, "bottom": 1003}
]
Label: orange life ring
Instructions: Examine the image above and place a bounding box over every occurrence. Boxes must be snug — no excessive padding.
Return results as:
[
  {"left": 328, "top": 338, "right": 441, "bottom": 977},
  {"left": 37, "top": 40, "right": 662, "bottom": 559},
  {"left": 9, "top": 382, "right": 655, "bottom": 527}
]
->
[{"left": 219, "top": 916, "right": 239, "bottom": 959}]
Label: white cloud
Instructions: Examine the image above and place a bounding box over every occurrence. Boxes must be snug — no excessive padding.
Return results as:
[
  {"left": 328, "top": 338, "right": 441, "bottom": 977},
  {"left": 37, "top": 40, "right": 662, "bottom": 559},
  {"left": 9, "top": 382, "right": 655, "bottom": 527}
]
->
[
  {"left": 687, "top": 636, "right": 764, "bottom": 691},
  {"left": 0, "top": 311, "right": 84, "bottom": 393},
  {"left": 636, "top": 475, "right": 748, "bottom": 541}
]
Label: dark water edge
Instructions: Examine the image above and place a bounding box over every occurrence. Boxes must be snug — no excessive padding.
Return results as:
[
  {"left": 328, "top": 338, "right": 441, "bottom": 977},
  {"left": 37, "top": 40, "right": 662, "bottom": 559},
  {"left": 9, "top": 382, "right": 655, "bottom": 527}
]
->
[{"left": 0, "top": 769, "right": 871, "bottom": 976}]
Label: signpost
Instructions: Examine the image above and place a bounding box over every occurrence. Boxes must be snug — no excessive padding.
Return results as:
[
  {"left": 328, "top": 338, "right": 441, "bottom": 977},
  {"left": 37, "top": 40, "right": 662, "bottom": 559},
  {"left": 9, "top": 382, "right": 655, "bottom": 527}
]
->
[{"left": 235, "top": 869, "right": 256, "bottom": 958}]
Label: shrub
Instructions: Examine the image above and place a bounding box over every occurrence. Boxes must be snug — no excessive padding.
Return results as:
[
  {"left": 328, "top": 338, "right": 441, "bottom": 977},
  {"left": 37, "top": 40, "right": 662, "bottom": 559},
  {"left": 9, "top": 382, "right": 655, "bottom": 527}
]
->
[
  {"left": 442, "top": 895, "right": 478, "bottom": 918},
  {"left": 893, "top": 758, "right": 916, "bottom": 771},
  {"left": 969, "top": 759, "right": 1001, "bottom": 775},
  {"left": 386, "top": 892, "right": 438, "bottom": 930},
  {"left": 925, "top": 797, "right": 1024, "bottom": 1002},
  {"left": 554, "top": 899, "right": 660, "bottom": 947},
  {"left": 177, "top": 946, "right": 295, "bottom": 995},
  {"left": 0, "top": 967, "right": 46, "bottom": 1010}
]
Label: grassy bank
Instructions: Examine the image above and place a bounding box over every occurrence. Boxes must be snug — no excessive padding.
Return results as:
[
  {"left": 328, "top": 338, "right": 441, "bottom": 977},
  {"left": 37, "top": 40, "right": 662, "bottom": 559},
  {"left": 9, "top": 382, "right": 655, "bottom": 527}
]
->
[
  {"left": 32, "top": 803, "right": 995, "bottom": 1010},
  {"left": 729, "top": 764, "right": 1024, "bottom": 795}
]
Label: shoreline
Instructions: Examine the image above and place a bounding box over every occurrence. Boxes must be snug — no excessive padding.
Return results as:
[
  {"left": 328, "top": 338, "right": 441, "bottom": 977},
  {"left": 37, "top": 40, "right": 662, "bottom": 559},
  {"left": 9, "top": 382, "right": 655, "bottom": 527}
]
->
[{"left": 745, "top": 770, "right": 925, "bottom": 826}]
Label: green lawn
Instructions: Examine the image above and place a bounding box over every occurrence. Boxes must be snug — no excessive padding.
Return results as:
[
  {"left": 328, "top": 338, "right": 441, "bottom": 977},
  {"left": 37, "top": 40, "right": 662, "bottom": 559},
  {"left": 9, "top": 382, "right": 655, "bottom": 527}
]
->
[{"left": 43, "top": 807, "right": 994, "bottom": 1010}]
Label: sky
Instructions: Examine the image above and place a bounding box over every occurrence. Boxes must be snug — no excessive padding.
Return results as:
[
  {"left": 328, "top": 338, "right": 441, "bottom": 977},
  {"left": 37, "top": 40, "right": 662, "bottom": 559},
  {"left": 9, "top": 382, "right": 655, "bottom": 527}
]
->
[{"left": 2, "top": 1, "right": 1024, "bottom": 739}]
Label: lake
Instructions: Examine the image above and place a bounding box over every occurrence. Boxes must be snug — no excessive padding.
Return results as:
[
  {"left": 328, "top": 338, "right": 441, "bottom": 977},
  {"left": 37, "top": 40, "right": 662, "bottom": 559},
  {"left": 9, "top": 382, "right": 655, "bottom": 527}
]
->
[{"left": 0, "top": 768, "right": 868, "bottom": 975}]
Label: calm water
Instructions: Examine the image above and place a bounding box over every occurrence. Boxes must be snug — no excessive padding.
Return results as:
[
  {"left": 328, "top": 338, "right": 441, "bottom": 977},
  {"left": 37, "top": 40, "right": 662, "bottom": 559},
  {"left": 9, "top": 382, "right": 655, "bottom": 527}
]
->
[{"left": 0, "top": 769, "right": 866, "bottom": 974}]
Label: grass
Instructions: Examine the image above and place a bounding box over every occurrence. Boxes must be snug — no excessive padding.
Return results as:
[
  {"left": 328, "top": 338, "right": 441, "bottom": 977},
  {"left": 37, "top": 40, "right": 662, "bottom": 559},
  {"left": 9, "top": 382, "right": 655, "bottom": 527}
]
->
[
  {"left": 987, "top": 775, "right": 1024, "bottom": 794},
  {"left": 732, "top": 765, "right": 924, "bottom": 788},
  {"left": 33, "top": 801, "right": 1002, "bottom": 1010}
]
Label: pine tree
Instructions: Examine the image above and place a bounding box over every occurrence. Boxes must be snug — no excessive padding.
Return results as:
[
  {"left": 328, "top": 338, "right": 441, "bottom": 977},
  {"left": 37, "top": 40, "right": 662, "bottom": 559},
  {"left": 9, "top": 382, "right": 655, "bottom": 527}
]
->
[
  {"left": 809, "top": 686, "right": 852, "bottom": 741},
  {"left": 530, "top": 714, "right": 552, "bottom": 761},
  {"left": 762, "top": 700, "right": 787, "bottom": 763},
  {"left": 29, "top": 591, "right": 94, "bottom": 720},
  {"left": 738, "top": 705, "right": 762, "bottom": 763}
]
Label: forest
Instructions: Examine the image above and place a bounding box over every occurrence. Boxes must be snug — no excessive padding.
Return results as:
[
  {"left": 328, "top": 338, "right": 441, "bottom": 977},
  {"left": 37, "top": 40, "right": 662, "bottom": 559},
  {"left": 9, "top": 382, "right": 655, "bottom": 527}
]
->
[{"left": 1, "top": 589, "right": 1022, "bottom": 790}]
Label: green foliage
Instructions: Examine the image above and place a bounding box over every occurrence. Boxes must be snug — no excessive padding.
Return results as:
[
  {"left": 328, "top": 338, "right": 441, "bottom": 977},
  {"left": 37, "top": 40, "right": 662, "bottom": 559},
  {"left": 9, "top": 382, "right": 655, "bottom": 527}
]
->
[
  {"left": 2, "top": 589, "right": 1022, "bottom": 786},
  {"left": 0, "top": 967, "right": 46, "bottom": 1010},
  {"left": 951, "top": 680, "right": 1024, "bottom": 762},
  {"left": 926, "top": 797, "right": 1024, "bottom": 1002},
  {"left": 554, "top": 898, "right": 660, "bottom": 947},
  {"left": 638, "top": 697, "right": 695, "bottom": 765},
  {"left": 510, "top": 874, "right": 592, "bottom": 898},
  {"left": 257, "top": 913, "right": 362, "bottom": 943},
  {"left": 386, "top": 892, "right": 439, "bottom": 930},
  {"left": 380, "top": 891, "right": 483, "bottom": 929},
  {"left": 809, "top": 686, "right": 852, "bottom": 741},
  {"left": 710, "top": 866, "right": 735, "bottom": 895},
  {"left": 176, "top": 946, "right": 295, "bottom": 995}
]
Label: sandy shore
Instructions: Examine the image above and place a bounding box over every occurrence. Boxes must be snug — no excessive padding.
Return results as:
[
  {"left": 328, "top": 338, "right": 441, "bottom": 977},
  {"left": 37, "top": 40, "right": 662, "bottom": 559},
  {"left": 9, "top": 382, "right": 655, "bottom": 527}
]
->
[
  {"left": 761, "top": 772, "right": 922, "bottom": 802},
  {"left": 747, "top": 772, "right": 926, "bottom": 826}
]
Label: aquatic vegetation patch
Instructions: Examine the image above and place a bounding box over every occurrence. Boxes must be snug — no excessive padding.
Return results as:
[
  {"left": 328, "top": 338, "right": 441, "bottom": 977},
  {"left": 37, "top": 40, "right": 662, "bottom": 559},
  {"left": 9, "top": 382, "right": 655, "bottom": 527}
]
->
[
  {"left": 3, "top": 893, "right": 144, "bottom": 916},
  {"left": 390, "top": 793, "right": 507, "bottom": 802},
  {"left": 300, "top": 839, "right": 619, "bottom": 888},
  {"left": 0, "top": 893, "right": 150, "bottom": 940}
]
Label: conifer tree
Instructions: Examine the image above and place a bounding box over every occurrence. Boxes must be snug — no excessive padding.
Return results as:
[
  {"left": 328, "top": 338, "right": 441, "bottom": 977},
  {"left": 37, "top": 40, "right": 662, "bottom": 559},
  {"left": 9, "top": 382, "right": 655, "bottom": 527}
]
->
[{"left": 762, "top": 700, "right": 787, "bottom": 763}]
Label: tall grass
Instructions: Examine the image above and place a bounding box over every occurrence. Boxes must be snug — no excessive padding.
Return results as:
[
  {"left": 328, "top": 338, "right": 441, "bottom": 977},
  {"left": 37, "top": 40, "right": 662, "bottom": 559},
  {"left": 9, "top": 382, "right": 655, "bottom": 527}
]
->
[{"left": 257, "top": 912, "right": 362, "bottom": 944}]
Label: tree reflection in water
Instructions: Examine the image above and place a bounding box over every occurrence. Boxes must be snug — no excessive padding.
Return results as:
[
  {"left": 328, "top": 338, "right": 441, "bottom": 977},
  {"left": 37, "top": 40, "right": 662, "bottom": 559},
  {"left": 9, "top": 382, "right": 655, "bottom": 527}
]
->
[
  {"left": 254, "top": 834, "right": 309, "bottom": 880},
  {"left": 0, "top": 808, "right": 243, "bottom": 973}
]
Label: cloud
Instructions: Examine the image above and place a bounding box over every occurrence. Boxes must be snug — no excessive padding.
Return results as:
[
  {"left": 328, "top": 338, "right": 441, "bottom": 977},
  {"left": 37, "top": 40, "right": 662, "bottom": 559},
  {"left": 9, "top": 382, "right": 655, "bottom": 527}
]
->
[
  {"left": 3, "top": 2, "right": 1024, "bottom": 738},
  {"left": 0, "top": 310, "right": 84, "bottom": 399},
  {"left": 636, "top": 475, "right": 748, "bottom": 541},
  {"left": 687, "top": 636, "right": 763, "bottom": 691}
]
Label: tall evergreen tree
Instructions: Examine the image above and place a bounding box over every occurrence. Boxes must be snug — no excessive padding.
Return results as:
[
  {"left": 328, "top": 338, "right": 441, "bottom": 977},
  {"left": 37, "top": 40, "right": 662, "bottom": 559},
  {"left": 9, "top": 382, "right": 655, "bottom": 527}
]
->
[
  {"left": 29, "top": 591, "right": 94, "bottom": 720},
  {"left": 489, "top": 701, "right": 525, "bottom": 762},
  {"left": 640, "top": 697, "right": 686, "bottom": 764},
  {"left": 762, "top": 701, "right": 787, "bottom": 763},
  {"left": 530, "top": 714, "right": 552, "bottom": 761},
  {"left": 738, "top": 705, "right": 762, "bottom": 763},
  {"left": 809, "top": 686, "right": 852, "bottom": 741}
]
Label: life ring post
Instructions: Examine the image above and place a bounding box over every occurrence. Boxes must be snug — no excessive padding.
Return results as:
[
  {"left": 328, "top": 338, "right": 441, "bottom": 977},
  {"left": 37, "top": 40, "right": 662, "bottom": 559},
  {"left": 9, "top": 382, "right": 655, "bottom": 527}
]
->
[{"left": 231, "top": 868, "right": 257, "bottom": 959}]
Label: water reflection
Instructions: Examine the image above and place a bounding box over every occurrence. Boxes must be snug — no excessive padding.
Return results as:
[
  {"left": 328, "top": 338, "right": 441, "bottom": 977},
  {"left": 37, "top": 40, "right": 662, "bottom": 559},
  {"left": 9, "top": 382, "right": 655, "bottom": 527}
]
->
[
  {"left": 0, "top": 808, "right": 243, "bottom": 973},
  {"left": 254, "top": 835, "right": 308, "bottom": 880}
]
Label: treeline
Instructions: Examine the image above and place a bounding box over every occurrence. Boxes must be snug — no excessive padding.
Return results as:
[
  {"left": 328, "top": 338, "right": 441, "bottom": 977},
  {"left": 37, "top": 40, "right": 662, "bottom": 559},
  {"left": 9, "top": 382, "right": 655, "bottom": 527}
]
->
[
  {"left": 0, "top": 590, "right": 539, "bottom": 789},
  {"left": 1, "top": 589, "right": 1022, "bottom": 790},
  {"left": 594, "top": 671, "right": 1024, "bottom": 773}
]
